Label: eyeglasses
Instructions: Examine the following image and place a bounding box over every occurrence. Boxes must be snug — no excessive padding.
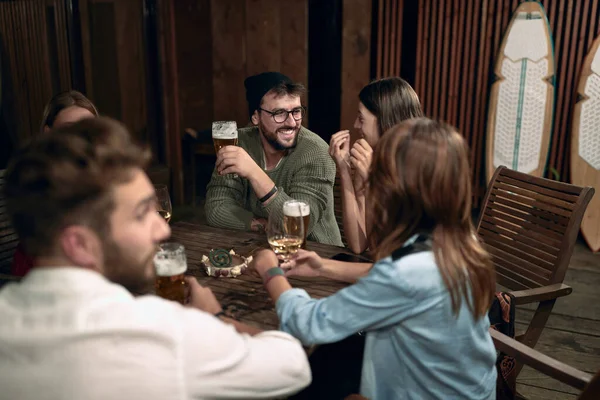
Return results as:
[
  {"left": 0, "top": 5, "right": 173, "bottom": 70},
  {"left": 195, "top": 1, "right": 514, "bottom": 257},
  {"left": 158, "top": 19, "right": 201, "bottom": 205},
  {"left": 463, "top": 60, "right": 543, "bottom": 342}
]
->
[{"left": 258, "top": 106, "right": 306, "bottom": 123}]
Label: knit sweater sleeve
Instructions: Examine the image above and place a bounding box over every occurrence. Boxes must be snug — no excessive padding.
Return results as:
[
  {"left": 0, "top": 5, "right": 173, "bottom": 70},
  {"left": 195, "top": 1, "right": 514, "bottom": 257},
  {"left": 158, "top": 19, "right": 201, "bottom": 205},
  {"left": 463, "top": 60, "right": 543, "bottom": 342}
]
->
[
  {"left": 204, "top": 171, "right": 254, "bottom": 231},
  {"left": 263, "top": 147, "right": 336, "bottom": 236}
]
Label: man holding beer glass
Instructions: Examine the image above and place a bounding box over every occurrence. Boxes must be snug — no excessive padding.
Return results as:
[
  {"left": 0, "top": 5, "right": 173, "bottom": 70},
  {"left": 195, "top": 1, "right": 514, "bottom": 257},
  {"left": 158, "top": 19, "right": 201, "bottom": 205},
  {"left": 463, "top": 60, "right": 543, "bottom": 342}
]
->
[
  {"left": 0, "top": 118, "right": 311, "bottom": 399},
  {"left": 205, "top": 71, "right": 343, "bottom": 246}
]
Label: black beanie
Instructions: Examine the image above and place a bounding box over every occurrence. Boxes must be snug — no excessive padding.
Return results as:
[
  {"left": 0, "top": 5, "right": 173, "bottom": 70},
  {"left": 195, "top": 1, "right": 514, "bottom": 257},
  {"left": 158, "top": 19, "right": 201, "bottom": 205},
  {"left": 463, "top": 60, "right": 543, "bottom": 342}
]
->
[{"left": 244, "top": 72, "right": 293, "bottom": 117}]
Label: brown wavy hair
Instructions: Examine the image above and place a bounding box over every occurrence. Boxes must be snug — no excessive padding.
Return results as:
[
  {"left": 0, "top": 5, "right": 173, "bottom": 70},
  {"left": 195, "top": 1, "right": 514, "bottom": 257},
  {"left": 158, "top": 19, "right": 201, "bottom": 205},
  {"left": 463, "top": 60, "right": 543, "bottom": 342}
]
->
[
  {"left": 366, "top": 118, "right": 495, "bottom": 317},
  {"left": 5, "top": 117, "right": 151, "bottom": 257},
  {"left": 40, "top": 90, "right": 99, "bottom": 132},
  {"left": 359, "top": 77, "right": 424, "bottom": 136}
]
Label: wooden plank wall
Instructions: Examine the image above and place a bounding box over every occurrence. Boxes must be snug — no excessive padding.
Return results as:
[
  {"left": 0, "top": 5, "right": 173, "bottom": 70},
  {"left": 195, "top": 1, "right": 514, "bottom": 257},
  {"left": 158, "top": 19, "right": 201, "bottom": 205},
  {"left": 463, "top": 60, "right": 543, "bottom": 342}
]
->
[
  {"left": 339, "top": 0, "right": 372, "bottom": 133},
  {"left": 0, "top": 0, "right": 71, "bottom": 144},
  {"left": 379, "top": 0, "right": 600, "bottom": 205},
  {"left": 173, "top": 0, "right": 308, "bottom": 133}
]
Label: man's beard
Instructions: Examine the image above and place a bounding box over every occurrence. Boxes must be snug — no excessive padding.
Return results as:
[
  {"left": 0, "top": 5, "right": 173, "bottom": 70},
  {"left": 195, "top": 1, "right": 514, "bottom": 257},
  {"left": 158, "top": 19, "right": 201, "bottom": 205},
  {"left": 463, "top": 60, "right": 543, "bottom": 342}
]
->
[
  {"left": 258, "top": 120, "right": 300, "bottom": 151},
  {"left": 102, "top": 238, "right": 156, "bottom": 295}
]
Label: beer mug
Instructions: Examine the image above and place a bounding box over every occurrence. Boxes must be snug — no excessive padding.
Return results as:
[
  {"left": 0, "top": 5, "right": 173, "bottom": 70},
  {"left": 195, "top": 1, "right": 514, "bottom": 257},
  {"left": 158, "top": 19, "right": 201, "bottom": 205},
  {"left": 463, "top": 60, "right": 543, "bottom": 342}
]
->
[
  {"left": 154, "top": 242, "right": 187, "bottom": 304},
  {"left": 283, "top": 200, "right": 310, "bottom": 249}
]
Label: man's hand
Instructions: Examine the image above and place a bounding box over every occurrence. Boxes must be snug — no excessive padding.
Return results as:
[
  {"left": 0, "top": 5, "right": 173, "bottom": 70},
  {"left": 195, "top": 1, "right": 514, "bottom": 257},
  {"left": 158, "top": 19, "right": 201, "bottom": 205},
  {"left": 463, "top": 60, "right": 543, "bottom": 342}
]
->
[
  {"left": 184, "top": 276, "right": 222, "bottom": 314},
  {"left": 350, "top": 139, "right": 373, "bottom": 187},
  {"left": 329, "top": 130, "right": 351, "bottom": 170},
  {"left": 251, "top": 249, "right": 280, "bottom": 279},
  {"left": 216, "top": 146, "right": 261, "bottom": 179}
]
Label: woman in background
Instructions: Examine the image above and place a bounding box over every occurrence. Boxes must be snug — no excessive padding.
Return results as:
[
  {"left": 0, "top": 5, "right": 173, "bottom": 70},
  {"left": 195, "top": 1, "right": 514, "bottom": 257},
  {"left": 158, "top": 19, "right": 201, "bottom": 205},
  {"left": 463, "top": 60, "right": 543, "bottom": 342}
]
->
[
  {"left": 331, "top": 77, "right": 423, "bottom": 254},
  {"left": 254, "top": 118, "right": 497, "bottom": 399},
  {"left": 11, "top": 90, "right": 99, "bottom": 277}
]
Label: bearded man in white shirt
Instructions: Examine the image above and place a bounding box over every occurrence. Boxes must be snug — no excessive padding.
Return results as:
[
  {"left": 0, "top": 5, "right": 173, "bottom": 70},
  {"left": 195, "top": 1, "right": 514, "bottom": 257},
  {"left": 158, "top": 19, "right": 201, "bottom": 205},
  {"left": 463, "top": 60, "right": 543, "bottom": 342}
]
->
[{"left": 0, "top": 117, "right": 310, "bottom": 400}]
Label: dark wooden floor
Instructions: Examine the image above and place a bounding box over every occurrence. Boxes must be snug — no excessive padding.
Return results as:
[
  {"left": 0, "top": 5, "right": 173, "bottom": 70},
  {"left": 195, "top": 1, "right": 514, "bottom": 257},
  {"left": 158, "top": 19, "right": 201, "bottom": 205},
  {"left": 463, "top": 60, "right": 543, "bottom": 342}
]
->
[
  {"left": 515, "top": 239, "right": 600, "bottom": 399},
  {"left": 174, "top": 202, "right": 599, "bottom": 399}
]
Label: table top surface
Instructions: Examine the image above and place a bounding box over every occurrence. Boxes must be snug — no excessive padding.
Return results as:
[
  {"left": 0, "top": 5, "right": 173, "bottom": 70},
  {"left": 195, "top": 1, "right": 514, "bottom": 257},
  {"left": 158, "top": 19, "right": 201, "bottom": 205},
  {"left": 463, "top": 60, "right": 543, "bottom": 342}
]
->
[{"left": 170, "top": 221, "right": 362, "bottom": 330}]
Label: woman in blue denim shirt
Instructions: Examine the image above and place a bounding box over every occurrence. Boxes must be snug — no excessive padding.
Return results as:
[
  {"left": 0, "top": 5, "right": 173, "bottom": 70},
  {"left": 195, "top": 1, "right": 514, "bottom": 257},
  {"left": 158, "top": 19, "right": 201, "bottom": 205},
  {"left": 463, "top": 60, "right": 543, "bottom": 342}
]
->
[{"left": 252, "top": 118, "right": 497, "bottom": 399}]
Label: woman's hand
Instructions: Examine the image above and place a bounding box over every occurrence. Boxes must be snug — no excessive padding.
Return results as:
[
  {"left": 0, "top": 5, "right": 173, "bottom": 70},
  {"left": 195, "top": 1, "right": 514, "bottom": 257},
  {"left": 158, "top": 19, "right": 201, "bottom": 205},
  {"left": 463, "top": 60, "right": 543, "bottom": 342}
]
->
[
  {"left": 350, "top": 139, "right": 373, "bottom": 188},
  {"left": 281, "top": 249, "right": 324, "bottom": 278},
  {"left": 329, "top": 130, "right": 351, "bottom": 169},
  {"left": 250, "top": 249, "right": 280, "bottom": 279}
]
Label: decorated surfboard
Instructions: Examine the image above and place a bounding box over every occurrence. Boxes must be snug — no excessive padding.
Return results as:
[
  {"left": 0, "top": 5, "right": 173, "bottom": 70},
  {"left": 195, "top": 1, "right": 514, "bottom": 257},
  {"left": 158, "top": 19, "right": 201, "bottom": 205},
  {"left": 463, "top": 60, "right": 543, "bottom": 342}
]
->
[
  {"left": 486, "top": 1, "right": 555, "bottom": 183},
  {"left": 571, "top": 35, "right": 600, "bottom": 253}
]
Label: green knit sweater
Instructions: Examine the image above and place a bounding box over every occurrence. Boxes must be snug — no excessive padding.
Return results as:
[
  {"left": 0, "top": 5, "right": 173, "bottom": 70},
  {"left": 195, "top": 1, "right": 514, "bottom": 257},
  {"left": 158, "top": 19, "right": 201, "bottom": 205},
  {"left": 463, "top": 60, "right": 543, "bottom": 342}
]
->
[{"left": 205, "top": 126, "right": 343, "bottom": 246}]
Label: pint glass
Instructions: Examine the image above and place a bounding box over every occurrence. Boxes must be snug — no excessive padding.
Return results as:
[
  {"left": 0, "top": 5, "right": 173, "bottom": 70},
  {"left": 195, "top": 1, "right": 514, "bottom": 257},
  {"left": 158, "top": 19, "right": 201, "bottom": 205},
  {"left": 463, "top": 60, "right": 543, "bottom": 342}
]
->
[
  {"left": 154, "top": 243, "right": 187, "bottom": 304},
  {"left": 212, "top": 121, "right": 238, "bottom": 152},
  {"left": 283, "top": 200, "right": 310, "bottom": 249}
]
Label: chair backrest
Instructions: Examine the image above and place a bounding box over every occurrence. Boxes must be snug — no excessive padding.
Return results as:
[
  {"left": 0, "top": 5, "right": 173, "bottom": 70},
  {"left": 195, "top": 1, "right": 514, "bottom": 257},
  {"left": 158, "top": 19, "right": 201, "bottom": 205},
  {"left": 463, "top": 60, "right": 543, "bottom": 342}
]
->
[
  {"left": 333, "top": 175, "right": 346, "bottom": 245},
  {"left": 477, "top": 166, "right": 594, "bottom": 291},
  {"left": 0, "top": 169, "right": 18, "bottom": 274},
  {"left": 490, "top": 328, "right": 599, "bottom": 399}
]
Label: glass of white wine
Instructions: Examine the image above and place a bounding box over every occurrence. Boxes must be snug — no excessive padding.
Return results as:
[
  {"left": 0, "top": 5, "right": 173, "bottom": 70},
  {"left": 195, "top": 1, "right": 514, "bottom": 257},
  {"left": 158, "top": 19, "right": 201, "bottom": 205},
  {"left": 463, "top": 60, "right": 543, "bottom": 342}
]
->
[
  {"left": 267, "top": 203, "right": 304, "bottom": 262},
  {"left": 154, "top": 184, "right": 172, "bottom": 223}
]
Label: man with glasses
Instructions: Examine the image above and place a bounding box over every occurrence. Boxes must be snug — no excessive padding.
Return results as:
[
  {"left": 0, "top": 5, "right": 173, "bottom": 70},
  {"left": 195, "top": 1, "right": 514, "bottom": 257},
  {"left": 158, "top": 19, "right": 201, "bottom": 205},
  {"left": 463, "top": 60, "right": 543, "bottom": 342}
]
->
[{"left": 205, "top": 72, "right": 342, "bottom": 246}]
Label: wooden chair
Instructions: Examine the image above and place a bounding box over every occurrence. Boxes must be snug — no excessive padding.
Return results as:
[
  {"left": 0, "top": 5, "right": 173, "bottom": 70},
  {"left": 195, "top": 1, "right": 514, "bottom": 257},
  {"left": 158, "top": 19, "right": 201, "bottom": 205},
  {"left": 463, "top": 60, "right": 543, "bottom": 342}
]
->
[
  {"left": 333, "top": 175, "right": 346, "bottom": 245},
  {"left": 490, "top": 329, "right": 599, "bottom": 399},
  {"left": 477, "top": 166, "right": 594, "bottom": 374},
  {"left": 0, "top": 169, "right": 19, "bottom": 275}
]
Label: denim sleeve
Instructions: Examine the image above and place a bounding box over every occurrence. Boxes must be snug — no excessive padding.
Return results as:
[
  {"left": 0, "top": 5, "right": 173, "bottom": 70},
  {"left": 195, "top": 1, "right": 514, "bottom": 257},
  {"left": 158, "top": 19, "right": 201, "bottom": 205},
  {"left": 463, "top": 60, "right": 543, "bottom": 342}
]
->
[{"left": 275, "top": 259, "right": 418, "bottom": 346}]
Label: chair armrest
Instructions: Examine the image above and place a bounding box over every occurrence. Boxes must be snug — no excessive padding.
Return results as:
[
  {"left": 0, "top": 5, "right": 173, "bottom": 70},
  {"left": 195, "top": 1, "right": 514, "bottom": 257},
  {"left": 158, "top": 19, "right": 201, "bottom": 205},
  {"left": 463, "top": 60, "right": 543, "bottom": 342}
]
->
[
  {"left": 510, "top": 283, "right": 572, "bottom": 305},
  {"left": 489, "top": 328, "right": 592, "bottom": 390}
]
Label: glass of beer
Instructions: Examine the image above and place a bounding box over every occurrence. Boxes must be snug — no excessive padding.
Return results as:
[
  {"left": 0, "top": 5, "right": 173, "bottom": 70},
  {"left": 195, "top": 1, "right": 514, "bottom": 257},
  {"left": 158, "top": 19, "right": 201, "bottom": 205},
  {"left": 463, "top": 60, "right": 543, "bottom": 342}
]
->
[
  {"left": 267, "top": 203, "right": 304, "bottom": 261},
  {"left": 154, "top": 184, "right": 172, "bottom": 223},
  {"left": 212, "top": 121, "right": 238, "bottom": 151},
  {"left": 283, "top": 200, "right": 310, "bottom": 249},
  {"left": 212, "top": 121, "right": 239, "bottom": 178},
  {"left": 154, "top": 242, "right": 187, "bottom": 304}
]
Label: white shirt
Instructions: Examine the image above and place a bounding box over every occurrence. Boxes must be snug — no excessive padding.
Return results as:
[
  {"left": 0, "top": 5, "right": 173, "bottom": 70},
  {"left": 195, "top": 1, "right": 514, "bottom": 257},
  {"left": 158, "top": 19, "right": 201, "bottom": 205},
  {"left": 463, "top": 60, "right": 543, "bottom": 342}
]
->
[{"left": 0, "top": 268, "right": 311, "bottom": 400}]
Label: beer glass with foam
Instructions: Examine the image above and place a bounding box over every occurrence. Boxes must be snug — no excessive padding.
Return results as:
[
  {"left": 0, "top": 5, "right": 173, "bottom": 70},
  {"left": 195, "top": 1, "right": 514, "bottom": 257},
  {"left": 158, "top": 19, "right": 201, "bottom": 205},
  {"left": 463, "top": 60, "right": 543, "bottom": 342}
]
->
[
  {"left": 267, "top": 203, "right": 304, "bottom": 261},
  {"left": 212, "top": 121, "right": 239, "bottom": 178},
  {"left": 154, "top": 243, "right": 187, "bottom": 304},
  {"left": 283, "top": 200, "right": 310, "bottom": 249}
]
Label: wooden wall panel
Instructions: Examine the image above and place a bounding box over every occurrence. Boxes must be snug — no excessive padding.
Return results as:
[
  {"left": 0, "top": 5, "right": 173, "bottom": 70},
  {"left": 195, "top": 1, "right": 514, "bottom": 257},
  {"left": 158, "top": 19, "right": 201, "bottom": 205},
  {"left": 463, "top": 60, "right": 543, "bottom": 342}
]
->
[
  {"left": 245, "top": 0, "right": 281, "bottom": 76},
  {"left": 402, "top": 0, "right": 600, "bottom": 205},
  {"left": 210, "top": 0, "right": 248, "bottom": 125},
  {"left": 0, "top": 0, "right": 69, "bottom": 145},
  {"left": 340, "top": 0, "right": 372, "bottom": 132}
]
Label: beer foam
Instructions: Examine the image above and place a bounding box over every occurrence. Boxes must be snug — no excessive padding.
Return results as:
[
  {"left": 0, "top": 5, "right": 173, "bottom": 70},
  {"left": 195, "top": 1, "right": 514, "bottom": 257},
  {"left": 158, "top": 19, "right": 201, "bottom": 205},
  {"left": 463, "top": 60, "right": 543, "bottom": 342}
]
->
[
  {"left": 212, "top": 121, "right": 238, "bottom": 139},
  {"left": 283, "top": 201, "right": 310, "bottom": 217},
  {"left": 154, "top": 258, "right": 187, "bottom": 277}
]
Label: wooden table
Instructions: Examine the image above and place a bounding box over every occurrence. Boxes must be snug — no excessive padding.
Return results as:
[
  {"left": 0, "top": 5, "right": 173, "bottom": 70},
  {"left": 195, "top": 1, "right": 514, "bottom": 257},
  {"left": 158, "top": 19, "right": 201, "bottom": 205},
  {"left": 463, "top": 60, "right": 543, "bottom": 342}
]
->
[{"left": 170, "top": 221, "right": 359, "bottom": 330}]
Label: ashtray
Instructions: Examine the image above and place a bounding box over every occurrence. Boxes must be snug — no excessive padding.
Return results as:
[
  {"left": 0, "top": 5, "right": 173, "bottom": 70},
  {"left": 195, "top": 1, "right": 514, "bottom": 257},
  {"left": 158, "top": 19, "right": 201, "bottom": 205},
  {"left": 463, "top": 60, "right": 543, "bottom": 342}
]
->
[{"left": 201, "top": 248, "right": 252, "bottom": 278}]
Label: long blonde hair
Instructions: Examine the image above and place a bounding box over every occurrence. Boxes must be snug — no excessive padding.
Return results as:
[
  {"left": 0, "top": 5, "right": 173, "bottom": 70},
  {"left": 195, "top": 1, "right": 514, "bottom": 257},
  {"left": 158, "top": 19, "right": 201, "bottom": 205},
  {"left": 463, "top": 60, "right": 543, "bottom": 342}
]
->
[{"left": 367, "top": 118, "right": 495, "bottom": 318}]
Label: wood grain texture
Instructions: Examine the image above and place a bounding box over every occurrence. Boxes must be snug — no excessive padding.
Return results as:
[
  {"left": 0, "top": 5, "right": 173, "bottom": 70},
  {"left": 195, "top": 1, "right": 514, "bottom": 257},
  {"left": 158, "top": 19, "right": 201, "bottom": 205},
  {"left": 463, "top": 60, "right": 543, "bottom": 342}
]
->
[
  {"left": 409, "top": 0, "right": 600, "bottom": 206},
  {"left": 210, "top": 0, "right": 248, "bottom": 125},
  {"left": 571, "top": 34, "right": 600, "bottom": 252},
  {"left": 340, "top": 0, "right": 372, "bottom": 132},
  {"left": 170, "top": 222, "right": 352, "bottom": 330}
]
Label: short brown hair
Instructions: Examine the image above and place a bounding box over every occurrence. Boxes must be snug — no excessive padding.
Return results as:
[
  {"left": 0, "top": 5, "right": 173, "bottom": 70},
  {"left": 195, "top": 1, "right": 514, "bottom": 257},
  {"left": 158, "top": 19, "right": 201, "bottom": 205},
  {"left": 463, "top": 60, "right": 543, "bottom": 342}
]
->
[
  {"left": 40, "top": 90, "right": 99, "bottom": 133},
  {"left": 359, "top": 77, "right": 423, "bottom": 136},
  {"left": 367, "top": 118, "right": 495, "bottom": 318},
  {"left": 5, "top": 117, "right": 151, "bottom": 257}
]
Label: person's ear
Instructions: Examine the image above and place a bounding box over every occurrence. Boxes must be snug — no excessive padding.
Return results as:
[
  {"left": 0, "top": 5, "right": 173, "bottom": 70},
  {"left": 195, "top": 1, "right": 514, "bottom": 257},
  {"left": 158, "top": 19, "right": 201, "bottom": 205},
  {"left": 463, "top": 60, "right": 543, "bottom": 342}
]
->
[
  {"left": 251, "top": 110, "right": 259, "bottom": 126},
  {"left": 58, "top": 225, "right": 104, "bottom": 271}
]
